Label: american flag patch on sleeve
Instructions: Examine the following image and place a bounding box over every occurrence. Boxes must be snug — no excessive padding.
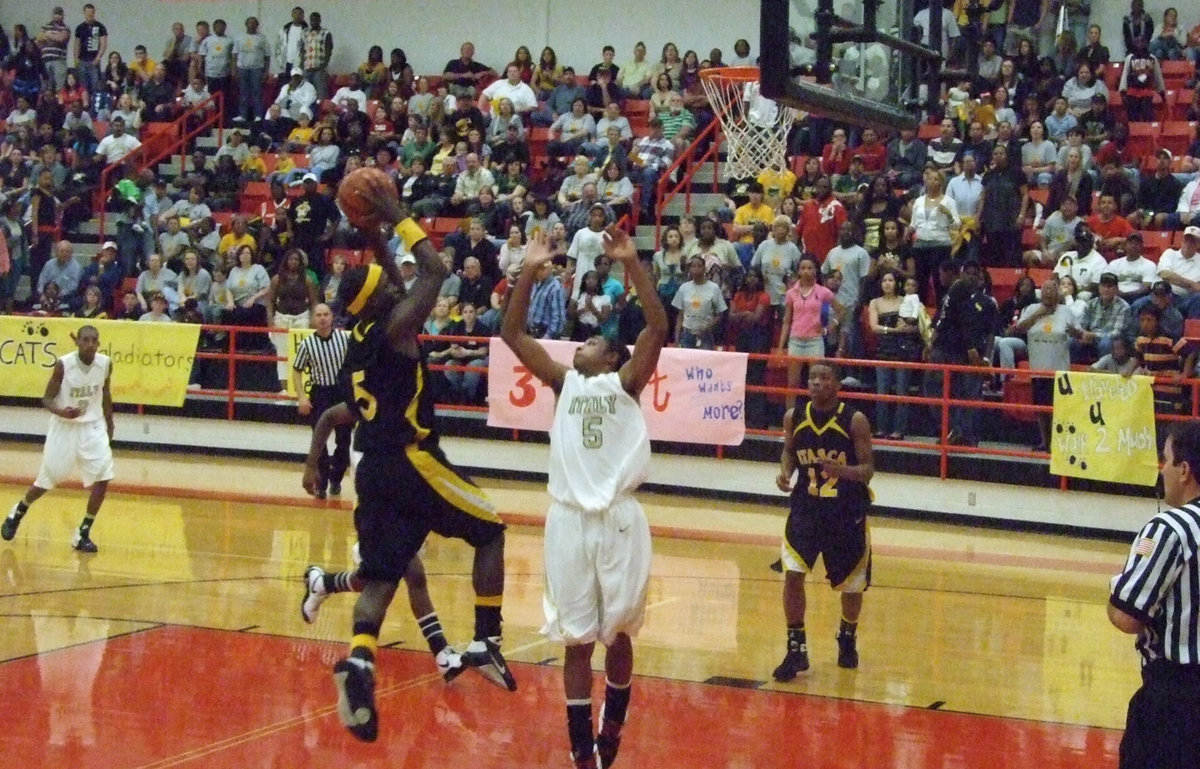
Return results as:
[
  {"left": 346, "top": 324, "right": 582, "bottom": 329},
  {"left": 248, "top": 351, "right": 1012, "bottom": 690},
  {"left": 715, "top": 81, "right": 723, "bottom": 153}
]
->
[{"left": 1134, "top": 537, "right": 1156, "bottom": 557}]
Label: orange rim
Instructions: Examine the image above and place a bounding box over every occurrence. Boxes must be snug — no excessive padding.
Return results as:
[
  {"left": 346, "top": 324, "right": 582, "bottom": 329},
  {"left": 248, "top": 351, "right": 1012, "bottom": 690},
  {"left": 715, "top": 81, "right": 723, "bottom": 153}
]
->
[{"left": 698, "top": 66, "right": 760, "bottom": 84}]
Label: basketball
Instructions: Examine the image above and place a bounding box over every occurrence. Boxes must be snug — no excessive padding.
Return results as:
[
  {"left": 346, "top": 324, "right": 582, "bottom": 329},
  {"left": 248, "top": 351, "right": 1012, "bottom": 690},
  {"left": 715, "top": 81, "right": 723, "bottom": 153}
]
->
[{"left": 337, "top": 167, "right": 396, "bottom": 228}]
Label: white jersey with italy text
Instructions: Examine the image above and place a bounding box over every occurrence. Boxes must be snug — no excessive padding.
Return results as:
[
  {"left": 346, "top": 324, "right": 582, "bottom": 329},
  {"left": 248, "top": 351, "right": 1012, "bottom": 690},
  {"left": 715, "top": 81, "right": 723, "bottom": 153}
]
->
[
  {"left": 52, "top": 351, "right": 110, "bottom": 424},
  {"left": 548, "top": 369, "right": 650, "bottom": 513}
]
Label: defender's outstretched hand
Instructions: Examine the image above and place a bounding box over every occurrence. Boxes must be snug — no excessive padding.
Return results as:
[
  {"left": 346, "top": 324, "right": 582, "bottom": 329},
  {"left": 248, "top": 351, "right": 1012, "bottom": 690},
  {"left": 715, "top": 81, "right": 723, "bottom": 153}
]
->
[
  {"left": 523, "top": 230, "right": 554, "bottom": 273},
  {"left": 601, "top": 225, "right": 638, "bottom": 264}
]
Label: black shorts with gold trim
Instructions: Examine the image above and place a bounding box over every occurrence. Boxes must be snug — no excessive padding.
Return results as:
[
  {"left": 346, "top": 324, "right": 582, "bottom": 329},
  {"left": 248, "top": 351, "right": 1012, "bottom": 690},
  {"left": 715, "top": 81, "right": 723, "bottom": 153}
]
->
[
  {"left": 353, "top": 445, "right": 504, "bottom": 582},
  {"left": 783, "top": 501, "right": 871, "bottom": 591}
]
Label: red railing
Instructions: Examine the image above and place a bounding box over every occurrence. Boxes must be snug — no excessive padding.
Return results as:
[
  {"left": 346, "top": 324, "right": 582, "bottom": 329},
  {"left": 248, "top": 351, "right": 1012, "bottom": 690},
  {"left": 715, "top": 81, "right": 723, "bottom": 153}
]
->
[
  {"left": 652, "top": 117, "right": 724, "bottom": 246},
  {"left": 182, "top": 323, "right": 1184, "bottom": 488},
  {"left": 96, "top": 92, "right": 225, "bottom": 240}
]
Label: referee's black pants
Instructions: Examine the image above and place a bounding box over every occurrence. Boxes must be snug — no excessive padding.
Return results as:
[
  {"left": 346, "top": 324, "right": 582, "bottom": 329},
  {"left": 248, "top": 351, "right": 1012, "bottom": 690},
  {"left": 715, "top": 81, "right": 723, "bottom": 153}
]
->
[
  {"left": 309, "top": 384, "right": 351, "bottom": 488},
  {"left": 1120, "top": 659, "right": 1200, "bottom": 769}
]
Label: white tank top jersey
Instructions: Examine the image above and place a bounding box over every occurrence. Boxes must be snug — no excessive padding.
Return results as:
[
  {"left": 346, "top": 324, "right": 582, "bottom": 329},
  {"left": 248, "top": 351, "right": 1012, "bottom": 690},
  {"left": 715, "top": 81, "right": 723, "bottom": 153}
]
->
[
  {"left": 52, "top": 351, "right": 110, "bottom": 424},
  {"left": 548, "top": 369, "right": 650, "bottom": 513}
]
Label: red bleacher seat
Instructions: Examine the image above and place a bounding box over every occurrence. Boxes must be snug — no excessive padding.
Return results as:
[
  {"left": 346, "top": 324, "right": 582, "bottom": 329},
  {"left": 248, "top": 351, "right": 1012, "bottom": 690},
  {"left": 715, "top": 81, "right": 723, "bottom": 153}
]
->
[
  {"left": 1028, "top": 188, "right": 1049, "bottom": 206},
  {"left": 1160, "top": 121, "right": 1197, "bottom": 157},
  {"left": 988, "top": 267, "right": 1026, "bottom": 306},
  {"left": 1126, "top": 122, "right": 1160, "bottom": 158},
  {"left": 1001, "top": 362, "right": 1038, "bottom": 423},
  {"left": 212, "top": 211, "right": 234, "bottom": 234},
  {"left": 1162, "top": 60, "right": 1195, "bottom": 90},
  {"left": 1172, "top": 90, "right": 1195, "bottom": 121},
  {"left": 1140, "top": 231, "right": 1173, "bottom": 263},
  {"left": 327, "top": 248, "right": 367, "bottom": 268},
  {"left": 917, "top": 123, "right": 940, "bottom": 141},
  {"left": 625, "top": 100, "right": 650, "bottom": 117},
  {"left": 1103, "top": 62, "right": 1124, "bottom": 91},
  {"left": 1185, "top": 319, "right": 1200, "bottom": 339}
]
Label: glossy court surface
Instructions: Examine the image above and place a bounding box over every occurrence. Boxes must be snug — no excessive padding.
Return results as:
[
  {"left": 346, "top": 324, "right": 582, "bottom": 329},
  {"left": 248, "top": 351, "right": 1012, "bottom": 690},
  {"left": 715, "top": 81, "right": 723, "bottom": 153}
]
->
[{"left": 0, "top": 446, "right": 1138, "bottom": 768}]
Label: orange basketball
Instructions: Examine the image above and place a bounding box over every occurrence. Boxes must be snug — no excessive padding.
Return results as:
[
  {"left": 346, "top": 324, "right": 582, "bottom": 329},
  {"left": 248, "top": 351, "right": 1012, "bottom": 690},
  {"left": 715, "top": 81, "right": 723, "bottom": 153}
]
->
[{"left": 337, "top": 167, "right": 396, "bottom": 228}]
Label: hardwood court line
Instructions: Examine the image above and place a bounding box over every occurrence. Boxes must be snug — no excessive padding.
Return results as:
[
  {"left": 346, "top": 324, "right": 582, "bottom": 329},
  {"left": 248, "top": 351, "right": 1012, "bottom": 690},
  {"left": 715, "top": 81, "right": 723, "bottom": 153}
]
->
[
  {"left": 0, "top": 474, "right": 1119, "bottom": 575},
  {"left": 132, "top": 660, "right": 440, "bottom": 769}
]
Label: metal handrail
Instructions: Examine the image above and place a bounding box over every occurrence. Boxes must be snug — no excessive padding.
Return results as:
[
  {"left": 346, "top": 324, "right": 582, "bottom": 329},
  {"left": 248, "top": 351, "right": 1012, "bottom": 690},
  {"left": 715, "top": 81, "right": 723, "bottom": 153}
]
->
[{"left": 96, "top": 91, "right": 225, "bottom": 240}]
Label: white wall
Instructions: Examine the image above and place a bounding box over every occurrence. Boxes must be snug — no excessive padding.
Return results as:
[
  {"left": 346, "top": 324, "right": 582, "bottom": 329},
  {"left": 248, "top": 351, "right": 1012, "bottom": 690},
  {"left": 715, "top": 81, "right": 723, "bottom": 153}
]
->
[{"left": 0, "top": 1, "right": 1181, "bottom": 80}]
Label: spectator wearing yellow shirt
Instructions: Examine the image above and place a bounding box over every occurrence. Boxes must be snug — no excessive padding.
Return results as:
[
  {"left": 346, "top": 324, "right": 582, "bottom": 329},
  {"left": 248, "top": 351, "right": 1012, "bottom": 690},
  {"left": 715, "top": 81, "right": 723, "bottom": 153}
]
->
[
  {"left": 285, "top": 111, "right": 315, "bottom": 151},
  {"left": 757, "top": 166, "right": 797, "bottom": 211},
  {"left": 216, "top": 215, "right": 257, "bottom": 265},
  {"left": 242, "top": 145, "right": 267, "bottom": 181},
  {"left": 731, "top": 182, "right": 774, "bottom": 266},
  {"left": 128, "top": 45, "right": 158, "bottom": 83}
]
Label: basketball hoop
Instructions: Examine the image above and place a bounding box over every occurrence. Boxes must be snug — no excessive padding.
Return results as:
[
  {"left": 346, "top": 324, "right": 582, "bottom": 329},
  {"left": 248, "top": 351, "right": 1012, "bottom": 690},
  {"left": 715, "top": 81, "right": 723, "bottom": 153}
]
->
[{"left": 699, "top": 67, "right": 796, "bottom": 180}]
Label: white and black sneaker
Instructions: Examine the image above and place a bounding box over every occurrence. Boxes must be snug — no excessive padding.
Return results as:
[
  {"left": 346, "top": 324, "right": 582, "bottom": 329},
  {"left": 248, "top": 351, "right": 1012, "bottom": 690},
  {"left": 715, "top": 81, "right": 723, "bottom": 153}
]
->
[
  {"left": 71, "top": 532, "right": 98, "bottom": 553},
  {"left": 461, "top": 636, "right": 517, "bottom": 691},
  {"left": 332, "top": 656, "right": 377, "bottom": 742},
  {"left": 1, "top": 504, "right": 22, "bottom": 541},
  {"left": 301, "top": 566, "right": 327, "bottom": 624},
  {"left": 435, "top": 647, "right": 466, "bottom": 682}
]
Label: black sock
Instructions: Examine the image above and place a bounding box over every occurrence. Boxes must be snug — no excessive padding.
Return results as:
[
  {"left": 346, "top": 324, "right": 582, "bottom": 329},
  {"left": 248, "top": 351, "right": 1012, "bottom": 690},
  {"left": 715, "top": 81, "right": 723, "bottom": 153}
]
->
[
  {"left": 566, "top": 700, "right": 594, "bottom": 759},
  {"left": 12, "top": 500, "right": 30, "bottom": 518},
  {"left": 840, "top": 618, "right": 858, "bottom": 637},
  {"left": 416, "top": 611, "right": 448, "bottom": 654},
  {"left": 322, "top": 570, "right": 355, "bottom": 594},
  {"left": 787, "top": 624, "right": 806, "bottom": 652},
  {"left": 78, "top": 515, "right": 96, "bottom": 538},
  {"left": 601, "top": 678, "right": 631, "bottom": 729},
  {"left": 474, "top": 603, "right": 502, "bottom": 641}
]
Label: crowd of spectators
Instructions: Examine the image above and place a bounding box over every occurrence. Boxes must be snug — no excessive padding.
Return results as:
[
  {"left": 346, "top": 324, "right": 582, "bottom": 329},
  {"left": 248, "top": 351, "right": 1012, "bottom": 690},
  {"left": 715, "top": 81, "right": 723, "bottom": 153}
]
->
[{"left": 4, "top": 3, "right": 1200, "bottom": 441}]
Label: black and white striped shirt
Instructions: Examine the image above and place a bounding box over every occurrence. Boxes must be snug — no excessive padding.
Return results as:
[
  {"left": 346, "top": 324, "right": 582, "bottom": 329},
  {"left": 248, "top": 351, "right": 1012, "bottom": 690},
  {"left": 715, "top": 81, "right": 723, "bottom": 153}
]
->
[
  {"left": 1110, "top": 500, "right": 1200, "bottom": 666},
  {"left": 292, "top": 330, "right": 349, "bottom": 387}
]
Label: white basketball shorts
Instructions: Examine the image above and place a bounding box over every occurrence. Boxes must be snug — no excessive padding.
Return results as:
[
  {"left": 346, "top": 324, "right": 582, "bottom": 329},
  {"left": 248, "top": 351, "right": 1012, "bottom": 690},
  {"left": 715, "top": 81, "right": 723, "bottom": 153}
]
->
[
  {"left": 36, "top": 419, "right": 114, "bottom": 490},
  {"left": 541, "top": 496, "right": 652, "bottom": 647}
]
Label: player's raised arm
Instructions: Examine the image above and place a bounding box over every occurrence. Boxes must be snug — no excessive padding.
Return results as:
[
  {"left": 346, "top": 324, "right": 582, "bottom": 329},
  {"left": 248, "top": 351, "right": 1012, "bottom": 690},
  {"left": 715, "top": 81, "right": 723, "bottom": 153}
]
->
[
  {"left": 501, "top": 230, "right": 569, "bottom": 392},
  {"left": 351, "top": 177, "right": 447, "bottom": 350},
  {"left": 608, "top": 226, "right": 667, "bottom": 396}
]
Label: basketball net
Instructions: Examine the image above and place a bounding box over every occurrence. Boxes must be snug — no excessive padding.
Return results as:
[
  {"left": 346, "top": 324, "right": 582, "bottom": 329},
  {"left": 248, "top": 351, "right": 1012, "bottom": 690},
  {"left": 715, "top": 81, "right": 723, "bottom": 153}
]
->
[{"left": 700, "top": 67, "right": 796, "bottom": 180}]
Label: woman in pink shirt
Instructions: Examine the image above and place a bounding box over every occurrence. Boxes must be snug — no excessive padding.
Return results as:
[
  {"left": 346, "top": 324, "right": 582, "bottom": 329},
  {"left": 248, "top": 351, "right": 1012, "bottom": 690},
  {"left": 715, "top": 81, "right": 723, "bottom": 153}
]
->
[{"left": 777, "top": 255, "right": 842, "bottom": 411}]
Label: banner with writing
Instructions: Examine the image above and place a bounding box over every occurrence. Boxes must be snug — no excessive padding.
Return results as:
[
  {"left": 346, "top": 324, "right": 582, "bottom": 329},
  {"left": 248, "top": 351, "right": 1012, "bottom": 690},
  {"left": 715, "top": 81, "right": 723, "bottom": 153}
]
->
[
  {"left": 286, "top": 327, "right": 315, "bottom": 397},
  {"left": 0, "top": 317, "right": 199, "bottom": 407},
  {"left": 1049, "top": 370, "right": 1157, "bottom": 486},
  {"left": 487, "top": 340, "right": 748, "bottom": 445}
]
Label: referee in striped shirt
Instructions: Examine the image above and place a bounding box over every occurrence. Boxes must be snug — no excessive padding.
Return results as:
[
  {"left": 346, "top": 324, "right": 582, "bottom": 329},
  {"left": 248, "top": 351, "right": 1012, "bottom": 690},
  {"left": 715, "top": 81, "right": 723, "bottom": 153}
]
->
[
  {"left": 292, "top": 304, "right": 351, "bottom": 499},
  {"left": 1109, "top": 421, "right": 1200, "bottom": 769}
]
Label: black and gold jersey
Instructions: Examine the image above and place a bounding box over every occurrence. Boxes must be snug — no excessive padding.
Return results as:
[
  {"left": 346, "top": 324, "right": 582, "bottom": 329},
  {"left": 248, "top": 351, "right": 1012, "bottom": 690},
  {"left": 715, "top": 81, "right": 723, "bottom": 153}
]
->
[
  {"left": 790, "top": 401, "right": 871, "bottom": 514},
  {"left": 342, "top": 320, "right": 438, "bottom": 454}
]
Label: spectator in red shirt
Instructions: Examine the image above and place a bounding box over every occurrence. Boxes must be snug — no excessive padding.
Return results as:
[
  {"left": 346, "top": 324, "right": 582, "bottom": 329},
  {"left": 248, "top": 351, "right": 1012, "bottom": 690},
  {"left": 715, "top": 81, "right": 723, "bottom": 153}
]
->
[
  {"left": 1086, "top": 193, "right": 1135, "bottom": 260},
  {"left": 820, "top": 127, "right": 852, "bottom": 178},
  {"left": 855, "top": 127, "right": 888, "bottom": 174},
  {"left": 797, "top": 176, "right": 847, "bottom": 262}
]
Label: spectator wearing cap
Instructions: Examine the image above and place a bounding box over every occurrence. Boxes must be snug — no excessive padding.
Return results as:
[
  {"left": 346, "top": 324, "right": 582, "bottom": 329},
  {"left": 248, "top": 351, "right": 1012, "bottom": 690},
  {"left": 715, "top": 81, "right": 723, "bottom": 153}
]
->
[
  {"left": 1078, "top": 93, "right": 1115, "bottom": 152},
  {"left": 832, "top": 154, "right": 871, "bottom": 208},
  {"left": 139, "top": 292, "right": 175, "bottom": 322},
  {"left": 629, "top": 118, "right": 675, "bottom": 220},
  {"left": 396, "top": 253, "right": 419, "bottom": 292},
  {"left": 1052, "top": 225, "right": 1108, "bottom": 300},
  {"left": 1110, "top": 232, "right": 1158, "bottom": 303},
  {"left": 290, "top": 173, "right": 340, "bottom": 276},
  {"left": 1154, "top": 226, "right": 1200, "bottom": 316},
  {"left": 274, "top": 70, "right": 316, "bottom": 122},
  {"left": 1143, "top": 281, "right": 1186, "bottom": 341},
  {"left": 731, "top": 182, "right": 774, "bottom": 267},
  {"left": 77, "top": 240, "right": 124, "bottom": 310},
  {"left": 1068, "top": 272, "right": 1132, "bottom": 362},
  {"left": 1133, "top": 149, "right": 1185, "bottom": 230}
]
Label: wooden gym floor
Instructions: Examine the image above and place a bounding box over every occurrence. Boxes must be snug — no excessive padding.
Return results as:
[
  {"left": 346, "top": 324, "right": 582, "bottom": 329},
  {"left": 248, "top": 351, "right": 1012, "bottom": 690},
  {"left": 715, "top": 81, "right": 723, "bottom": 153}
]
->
[{"left": 0, "top": 444, "right": 1137, "bottom": 768}]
